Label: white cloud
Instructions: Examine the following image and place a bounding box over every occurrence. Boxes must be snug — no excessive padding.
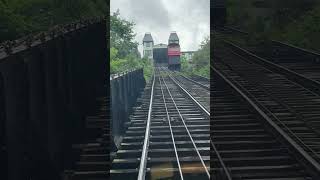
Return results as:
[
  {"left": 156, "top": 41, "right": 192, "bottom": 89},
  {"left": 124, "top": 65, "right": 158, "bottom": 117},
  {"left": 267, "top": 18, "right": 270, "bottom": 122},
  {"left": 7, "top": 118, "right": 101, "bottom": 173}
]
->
[{"left": 111, "top": 0, "right": 210, "bottom": 53}]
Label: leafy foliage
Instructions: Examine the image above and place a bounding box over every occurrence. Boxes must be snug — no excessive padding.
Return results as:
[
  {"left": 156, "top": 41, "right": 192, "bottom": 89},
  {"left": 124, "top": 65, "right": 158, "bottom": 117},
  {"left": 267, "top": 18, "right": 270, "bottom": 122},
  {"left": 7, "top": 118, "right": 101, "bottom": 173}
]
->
[
  {"left": 181, "top": 37, "right": 210, "bottom": 78},
  {"left": 180, "top": 56, "right": 193, "bottom": 76},
  {"left": 110, "top": 10, "right": 153, "bottom": 81},
  {"left": 276, "top": 5, "right": 320, "bottom": 51},
  {"left": 192, "top": 37, "right": 210, "bottom": 69},
  {"left": 227, "top": 0, "right": 320, "bottom": 51},
  {"left": 110, "top": 47, "right": 144, "bottom": 74},
  {"left": 110, "top": 48, "right": 153, "bottom": 82},
  {"left": 140, "top": 57, "right": 154, "bottom": 82},
  {"left": 110, "top": 10, "right": 139, "bottom": 59},
  {"left": 0, "top": 0, "right": 107, "bottom": 42}
]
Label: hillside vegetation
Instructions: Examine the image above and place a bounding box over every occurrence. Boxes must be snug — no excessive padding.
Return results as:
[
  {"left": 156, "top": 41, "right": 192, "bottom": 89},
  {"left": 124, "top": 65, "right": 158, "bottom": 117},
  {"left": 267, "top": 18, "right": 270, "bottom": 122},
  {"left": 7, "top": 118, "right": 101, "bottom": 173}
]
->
[
  {"left": 227, "top": 0, "right": 320, "bottom": 50},
  {"left": 110, "top": 10, "right": 153, "bottom": 81},
  {"left": 181, "top": 37, "right": 210, "bottom": 78},
  {"left": 0, "top": 1, "right": 152, "bottom": 81},
  {"left": 0, "top": 0, "right": 107, "bottom": 42}
]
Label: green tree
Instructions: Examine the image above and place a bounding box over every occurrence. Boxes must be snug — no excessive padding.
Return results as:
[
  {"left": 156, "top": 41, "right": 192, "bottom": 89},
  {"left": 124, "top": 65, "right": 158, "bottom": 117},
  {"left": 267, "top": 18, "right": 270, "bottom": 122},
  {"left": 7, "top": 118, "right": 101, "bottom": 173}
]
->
[
  {"left": 110, "top": 10, "right": 153, "bottom": 81},
  {"left": 110, "top": 10, "right": 139, "bottom": 58},
  {"left": 180, "top": 36, "right": 210, "bottom": 78},
  {"left": 180, "top": 56, "right": 192, "bottom": 75},
  {"left": 279, "top": 5, "right": 320, "bottom": 51},
  {"left": 192, "top": 37, "right": 210, "bottom": 69}
]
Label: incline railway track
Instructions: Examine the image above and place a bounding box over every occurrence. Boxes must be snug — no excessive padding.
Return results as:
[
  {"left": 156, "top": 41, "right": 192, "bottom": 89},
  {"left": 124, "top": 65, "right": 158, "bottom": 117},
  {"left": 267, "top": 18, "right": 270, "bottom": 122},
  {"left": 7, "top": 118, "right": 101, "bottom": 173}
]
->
[
  {"left": 178, "top": 74, "right": 209, "bottom": 89},
  {"left": 214, "top": 24, "right": 320, "bottom": 178},
  {"left": 214, "top": 47, "right": 320, "bottom": 162},
  {"left": 215, "top": 25, "right": 320, "bottom": 94},
  {"left": 214, "top": 26, "right": 248, "bottom": 36},
  {"left": 213, "top": 42, "right": 320, "bottom": 177},
  {"left": 70, "top": 96, "right": 109, "bottom": 180},
  {"left": 211, "top": 66, "right": 319, "bottom": 179},
  {"left": 220, "top": 41, "right": 320, "bottom": 131},
  {"left": 110, "top": 67, "right": 210, "bottom": 180},
  {"left": 223, "top": 40, "right": 320, "bottom": 96},
  {"left": 170, "top": 72, "right": 210, "bottom": 112},
  {"left": 249, "top": 41, "right": 320, "bottom": 83},
  {"left": 188, "top": 75, "right": 210, "bottom": 87}
]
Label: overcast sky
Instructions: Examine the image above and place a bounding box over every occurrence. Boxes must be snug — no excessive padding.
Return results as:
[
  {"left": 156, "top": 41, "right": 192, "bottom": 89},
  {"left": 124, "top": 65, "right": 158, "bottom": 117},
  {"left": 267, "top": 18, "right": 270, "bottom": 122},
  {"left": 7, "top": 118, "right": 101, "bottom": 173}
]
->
[{"left": 110, "top": 0, "right": 210, "bottom": 54}]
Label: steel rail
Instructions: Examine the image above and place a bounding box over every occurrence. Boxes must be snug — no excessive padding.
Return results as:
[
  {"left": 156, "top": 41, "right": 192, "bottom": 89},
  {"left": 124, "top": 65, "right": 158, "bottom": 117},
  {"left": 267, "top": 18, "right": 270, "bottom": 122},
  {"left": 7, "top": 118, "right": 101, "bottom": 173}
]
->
[
  {"left": 137, "top": 73, "right": 155, "bottom": 180},
  {"left": 172, "top": 74, "right": 210, "bottom": 113},
  {"left": 224, "top": 40, "right": 320, "bottom": 97},
  {"left": 213, "top": 51, "right": 320, "bottom": 160},
  {"left": 212, "top": 64, "right": 320, "bottom": 178},
  {"left": 179, "top": 73, "right": 209, "bottom": 90},
  {"left": 210, "top": 139, "right": 233, "bottom": 180},
  {"left": 158, "top": 69, "right": 184, "bottom": 180},
  {"left": 168, "top": 74, "right": 210, "bottom": 116},
  {"left": 168, "top": 71, "right": 234, "bottom": 180},
  {"left": 162, "top": 73, "right": 210, "bottom": 179},
  {"left": 223, "top": 26, "right": 249, "bottom": 35},
  {"left": 193, "top": 74, "right": 210, "bottom": 81},
  {"left": 272, "top": 40, "right": 320, "bottom": 56}
]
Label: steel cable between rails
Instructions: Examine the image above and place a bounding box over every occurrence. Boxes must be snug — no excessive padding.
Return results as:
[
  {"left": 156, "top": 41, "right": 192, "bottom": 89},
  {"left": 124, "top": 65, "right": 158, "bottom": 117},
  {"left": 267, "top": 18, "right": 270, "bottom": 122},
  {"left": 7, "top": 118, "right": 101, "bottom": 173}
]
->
[
  {"left": 160, "top": 71, "right": 210, "bottom": 179},
  {"left": 161, "top": 66, "right": 231, "bottom": 178},
  {"left": 167, "top": 71, "right": 232, "bottom": 179},
  {"left": 158, "top": 68, "right": 184, "bottom": 180}
]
